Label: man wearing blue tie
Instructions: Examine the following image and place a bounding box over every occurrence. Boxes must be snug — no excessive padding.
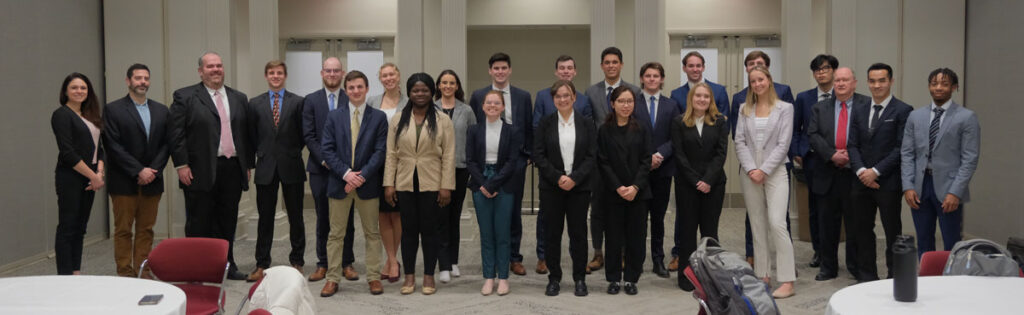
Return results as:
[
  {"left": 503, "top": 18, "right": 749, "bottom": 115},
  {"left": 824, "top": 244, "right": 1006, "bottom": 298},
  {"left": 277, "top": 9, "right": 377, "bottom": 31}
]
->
[{"left": 901, "top": 68, "right": 979, "bottom": 254}]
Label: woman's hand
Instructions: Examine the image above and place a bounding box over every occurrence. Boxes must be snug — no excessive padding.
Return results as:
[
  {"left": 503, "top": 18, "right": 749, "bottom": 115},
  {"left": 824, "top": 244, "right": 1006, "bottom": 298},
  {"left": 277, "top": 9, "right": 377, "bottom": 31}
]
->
[
  {"left": 385, "top": 186, "right": 397, "bottom": 207},
  {"left": 438, "top": 189, "right": 451, "bottom": 207}
]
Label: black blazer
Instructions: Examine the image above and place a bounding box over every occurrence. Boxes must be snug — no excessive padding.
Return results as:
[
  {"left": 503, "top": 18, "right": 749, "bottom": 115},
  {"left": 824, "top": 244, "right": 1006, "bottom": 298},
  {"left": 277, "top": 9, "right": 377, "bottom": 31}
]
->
[
  {"left": 633, "top": 94, "right": 682, "bottom": 178},
  {"left": 848, "top": 97, "right": 913, "bottom": 191},
  {"left": 671, "top": 114, "right": 729, "bottom": 187},
  {"left": 169, "top": 83, "right": 252, "bottom": 192},
  {"left": 466, "top": 122, "right": 525, "bottom": 194},
  {"left": 51, "top": 105, "right": 103, "bottom": 169},
  {"left": 248, "top": 90, "right": 306, "bottom": 185},
  {"left": 533, "top": 113, "right": 597, "bottom": 192},
  {"left": 468, "top": 86, "right": 533, "bottom": 157},
  {"left": 102, "top": 96, "right": 170, "bottom": 195},
  {"left": 807, "top": 93, "right": 870, "bottom": 195},
  {"left": 597, "top": 121, "right": 652, "bottom": 201}
]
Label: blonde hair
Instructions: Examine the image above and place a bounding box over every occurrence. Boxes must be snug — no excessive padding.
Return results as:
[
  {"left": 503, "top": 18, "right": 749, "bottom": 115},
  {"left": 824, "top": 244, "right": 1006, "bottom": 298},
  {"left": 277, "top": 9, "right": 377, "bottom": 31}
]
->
[
  {"left": 682, "top": 82, "right": 724, "bottom": 127},
  {"left": 379, "top": 62, "right": 400, "bottom": 76},
  {"left": 741, "top": 65, "right": 779, "bottom": 117}
]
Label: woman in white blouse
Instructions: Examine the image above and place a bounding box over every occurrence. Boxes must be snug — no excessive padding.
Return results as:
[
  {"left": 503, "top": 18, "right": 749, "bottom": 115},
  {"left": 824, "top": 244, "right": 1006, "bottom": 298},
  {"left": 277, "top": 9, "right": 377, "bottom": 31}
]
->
[{"left": 734, "top": 66, "right": 796, "bottom": 298}]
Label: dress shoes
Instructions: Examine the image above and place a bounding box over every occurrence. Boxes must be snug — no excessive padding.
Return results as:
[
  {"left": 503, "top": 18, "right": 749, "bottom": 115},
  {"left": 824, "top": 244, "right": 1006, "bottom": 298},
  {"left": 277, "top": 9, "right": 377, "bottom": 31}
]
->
[
  {"left": 815, "top": 271, "right": 838, "bottom": 281},
  {"left": 510, "top": 262, "right": 527, "bottom": 276},
  {"left": 588, "top": 254, "right": 604, "bottom": 271},
  {"left": 606, "top": 282, "right": 621, "bottom": 295},
  {"left": 226, "top": 269, "right": 247, "bottom": 281},
  {"left": 668, "top": 256, "right": 680, "bottom": 272},
  {"left": 653, "top": 261, "right": 670, "bottom": 278},
  {"left": 809, "top": 252, "right": 821, "bottom": 268},
  {"left": 545, "top": 280, "right": 560, "bottom": 296},
  {"left": 343, "top": 266, "right": 360, "bottom": 281},
  {"left": 246, "top": 267, "right": 265, "bottom": 282},
  {"left": 308, "top": 267, "right": 327, "bottom": 282},
  {"left": 496, "top": 279, "right": 510, "bottom": 296},
  {"left": 368, "top": 280, "right": 383, "bottom": 295},
  {"left": 536, "top": 260, "right": 549, "bottom": 274},
  {"left": 623, "top": 282, "right": 638, "bottom": 295},
  {"left": 574, "top": 280, "right": 588, "bottom": 297},
  {"left": 320, "top": 281, "right": 339, "bottom": 297}
]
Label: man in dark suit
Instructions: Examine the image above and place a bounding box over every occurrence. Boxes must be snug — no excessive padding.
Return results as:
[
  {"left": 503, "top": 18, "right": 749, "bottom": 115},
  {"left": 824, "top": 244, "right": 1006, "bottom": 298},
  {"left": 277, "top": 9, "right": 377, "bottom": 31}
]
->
[
  {"left": 793, "top": 54, "right": 840, "bottom": 268},
  {"left": 319, "top": 71, "right": 388, "bottom": 296},
  {"left": 848, "top": 63, "right": 913, "bottom": 281},
  {"left": 302, "top": 57, "right": 359, "bottom": 282},
  {"left": 468, "top": 52, "right": 533, "bottom": 276},
  {"left": 170, "top": 52, "right": 252, "bottom": 280},
  {"left": 632, "top": 62, "right": 680, "bottom": 278},
  {"left": 670, "top": 51, "right": 730, "bottom": 115},
  {"left": 246, "top": 61, "right": 307, "bottom": 282},
  {"left": 808, "top": 67, "right": 867, "bottom": 281},
  {"left": 582, "top": 47, "right": 641, "bottom": 273},
  {"left": 103, "top": 63, "right": 170, "bottom": 278},
  {"left": 530, "top": 54, "right": 591, "bottom": 274}
]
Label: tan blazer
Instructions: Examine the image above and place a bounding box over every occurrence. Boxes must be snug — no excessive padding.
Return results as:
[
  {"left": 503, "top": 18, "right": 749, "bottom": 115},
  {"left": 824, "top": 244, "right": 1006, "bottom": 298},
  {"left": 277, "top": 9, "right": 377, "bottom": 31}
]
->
[
  {"left": 734, "top": 100, "right": 793, "bottom": 175},
  {"left": 383, "top": 111, "right": 456, "bottom": 192}
]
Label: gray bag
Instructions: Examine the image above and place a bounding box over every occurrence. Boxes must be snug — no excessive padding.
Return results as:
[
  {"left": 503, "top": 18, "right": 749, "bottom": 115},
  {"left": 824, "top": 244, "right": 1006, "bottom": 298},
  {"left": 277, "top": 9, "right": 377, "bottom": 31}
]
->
[
  {"left": 689, "top": 237, "right": 779, "bottom": 315},
  {"left": 943, "top": 238, "right": 1020, "bottom": 277}
]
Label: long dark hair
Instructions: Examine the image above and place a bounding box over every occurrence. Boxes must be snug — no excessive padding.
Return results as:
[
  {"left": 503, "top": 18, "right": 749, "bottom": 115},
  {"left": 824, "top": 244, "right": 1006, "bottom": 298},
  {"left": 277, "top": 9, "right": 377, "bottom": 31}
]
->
[
  {"left": 434, "top": 69, "right": 465, "bottom": 102},
  {"left": 394, "top": 73, "right": 439, "bottom": 146},
  {"left": 59, "top": 72, "right": 102, "bottom": 128},
  {"left": 603, "top": 85, "right": 639, "bottom": 130}
]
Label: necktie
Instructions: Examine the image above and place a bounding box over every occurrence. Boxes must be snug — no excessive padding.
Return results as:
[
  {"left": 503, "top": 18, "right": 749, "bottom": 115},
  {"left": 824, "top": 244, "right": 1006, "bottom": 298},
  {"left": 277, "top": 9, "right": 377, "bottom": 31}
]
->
[
  {"left": 328, "top": 93, "right": 336, "bottom": 111},
  {"left": 870, "top": 105, "right": 883, "bottom": 129},
  {"left": 214, "top": 90, "right": 235, "bottom": 158},
  {"left": 272, "top": 93, "right": 280, "bottom": 128},
  {"left": 500, "top": 90, "right": 508, "bottom": 122},
  {"left": 606, "top": 86, "right": 614, "bottom": 112},
  {"left": 821, "top": 92, "right": 831, "bottom": 102},
  {"left": 836, "top": 101, "right": 848, "bottom": 150},
  {"left": 649, "top": 96, "right": 657, "bottom": 126},
  {"left": 929, "top": 107, "right": 945, "bottom": 160},
  {"left": 351, "top": 108, "right": 360, "bottom": 164}
]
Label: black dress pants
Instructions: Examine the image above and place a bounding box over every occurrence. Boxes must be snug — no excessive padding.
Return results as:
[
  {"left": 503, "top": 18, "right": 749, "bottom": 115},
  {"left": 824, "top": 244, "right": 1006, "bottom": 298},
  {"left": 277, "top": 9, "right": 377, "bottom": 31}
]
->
[
  {"left": 674, "top": 182, "right": 725, "bottom": 270},
  {"left": 648, "top": 176, "right": 672, "bottom": 262},
  {"left": 54, "top": 166, "right": 95, "bottom": 275},
  {"left": 851, "top": 184, "right": 902, "bottom": 280},
  {"left": 399, "top": 171, "right": 440, "bottom": 276},
  {"left": 184, "top": 157, "right": 244, "bottom": 271},
  {"left": 605, "top": 199, "right": 648, "bottom": 283},
  {"left": 541, "top": 188, "right": 590, "bottom": 282},
  {"left": 438, "top": 168, "right": 469, "bottom": 270},
  {"left": 255, "top": 172, "right": 306, "bottom": 268},
  {"left": 817, "top": 170, "right": 857, "bottom": 277}
]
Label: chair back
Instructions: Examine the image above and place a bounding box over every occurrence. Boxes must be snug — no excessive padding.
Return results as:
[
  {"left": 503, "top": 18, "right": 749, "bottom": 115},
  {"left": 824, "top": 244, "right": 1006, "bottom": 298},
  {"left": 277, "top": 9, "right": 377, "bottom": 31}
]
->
[
  {"left": 142, "top": 237, "right": 229, "bottom": 315},
  {"left": 920, "top": 250, "right": 950, "bottom": 276},
  {"left": 684, "top": 266, "right": 710, "bottom": 315},
  {"left": 248, "top": 309, "right": 272, "bottom": 315}
]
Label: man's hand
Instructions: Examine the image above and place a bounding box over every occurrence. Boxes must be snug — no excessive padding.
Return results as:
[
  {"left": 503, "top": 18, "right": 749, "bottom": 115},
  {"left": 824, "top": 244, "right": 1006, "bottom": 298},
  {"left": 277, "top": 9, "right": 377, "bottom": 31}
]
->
[
  {"left": 344, "top": 171, "right": 366, "bottom": 187},
  {"left": 651, "top": 154, "right": 663, "bottom": 170},
  {"left": 942, "top": 194, "right": 961, "bottom": 213},
  {"left": 558, "top": 175, "right": 576, "bottom": 191},
  {"left": 696, "top": 181, "right": 711, "bottom": 194},
  {"left": 177, "top": 166, "right": 193, "bottom": 186},
  {"left": 858, "top": 168, "right": 879, "bottom": 189},
  {"left": 904, "top": 190, "right": 921, "bottom": 209},
  {"left": 831, "top": 149, "right": 849, "bottom": 167},
  {"left": 137, "top": 167, "right": 158, "bottom": 185}
]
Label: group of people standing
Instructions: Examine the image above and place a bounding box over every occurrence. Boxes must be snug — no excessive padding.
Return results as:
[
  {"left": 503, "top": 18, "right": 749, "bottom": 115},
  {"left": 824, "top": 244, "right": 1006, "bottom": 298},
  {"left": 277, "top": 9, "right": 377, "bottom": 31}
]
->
[{"left": 49, "top": 47, "right": 977, "bottom": 300}]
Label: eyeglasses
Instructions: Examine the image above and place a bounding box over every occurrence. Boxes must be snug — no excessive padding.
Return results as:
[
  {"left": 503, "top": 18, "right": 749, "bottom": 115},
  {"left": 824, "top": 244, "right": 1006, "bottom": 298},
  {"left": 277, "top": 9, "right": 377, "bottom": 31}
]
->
[
  {"left": 322, "top": 69, "right": 343, "bottom": 74},
  {"left": 814, "top": 65, "right": 834, "bottom": 73},
  {"left": 614, "top": 98, "right": 634, "bottom": 105}
]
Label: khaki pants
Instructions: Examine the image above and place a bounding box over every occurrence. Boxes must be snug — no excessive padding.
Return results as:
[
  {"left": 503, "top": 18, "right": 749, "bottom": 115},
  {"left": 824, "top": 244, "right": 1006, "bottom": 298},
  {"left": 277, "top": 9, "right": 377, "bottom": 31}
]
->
[
  {"left": 327, "top": 194, "right": 382, "bottom": 282},
  {"left": 110, "top": 192, "right": 162, "bottom": 277}
]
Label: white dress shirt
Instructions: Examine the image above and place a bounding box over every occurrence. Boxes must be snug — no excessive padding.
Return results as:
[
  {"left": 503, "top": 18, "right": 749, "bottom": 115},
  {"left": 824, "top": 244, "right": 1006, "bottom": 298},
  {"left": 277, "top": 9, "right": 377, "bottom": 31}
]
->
[
  {"left": 492, "top": 84, "right": 513, "bottom": 124},
  {"left": 695, "top": 115, "right": 705, "bottom": 137},
  {"left": 485, "top": 118, "right": 502, "bottom": 164},
  {"left": 856, "top": 94, "right": 893, "bottom": 177},
  {"left": 557, "top": 112, "right": 576, "bottom": 175}
]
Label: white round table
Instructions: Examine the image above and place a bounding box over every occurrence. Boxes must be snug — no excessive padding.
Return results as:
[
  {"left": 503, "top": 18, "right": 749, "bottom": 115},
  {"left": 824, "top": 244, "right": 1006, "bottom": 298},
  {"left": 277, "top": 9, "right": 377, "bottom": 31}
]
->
[
  {"left": 0, "top": 275, "right": 186, "bottom": 315},
  {"left": 826, "top": 275, "right": 1024, "bottom": 315}
]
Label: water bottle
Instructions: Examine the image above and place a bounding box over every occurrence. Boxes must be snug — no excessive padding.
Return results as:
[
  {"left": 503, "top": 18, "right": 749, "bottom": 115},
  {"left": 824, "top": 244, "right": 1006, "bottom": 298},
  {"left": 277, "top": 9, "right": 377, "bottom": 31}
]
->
[{"left": 892, "top": 234, "right": 918, "bottom": 302}]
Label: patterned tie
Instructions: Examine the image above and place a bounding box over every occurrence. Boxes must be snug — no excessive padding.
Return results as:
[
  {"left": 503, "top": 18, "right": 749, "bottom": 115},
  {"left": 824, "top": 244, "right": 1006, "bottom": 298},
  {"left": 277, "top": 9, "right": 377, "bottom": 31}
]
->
[
  {"left": 836, "top": 101, "right": 848, "bottom": 150},
  {"left": 272, "top": 92, "right": 280, "bottom": 128},
  {"left": 351, "top": 108, "right": 360, "bottom": 164},
  {"left": 328, "top": 93, "right": 336, "bottom": 111},
  {"left": 606, "top": 86, "right": 614, "bottom": 112},
  {"left": 820, "top": 92, "right": 831, "bottom": 102},
  {"left": 214, "top": 90, "right": 235, "bottom": 158},
  {"left": 649, "top": 96, "right": 657, "bottom": 126},
  {"left": 929, "top": 107, "right": 945, "bottom": 161},
  {"left": 870, "top": 105, "right": 883, "bottom": 129}
]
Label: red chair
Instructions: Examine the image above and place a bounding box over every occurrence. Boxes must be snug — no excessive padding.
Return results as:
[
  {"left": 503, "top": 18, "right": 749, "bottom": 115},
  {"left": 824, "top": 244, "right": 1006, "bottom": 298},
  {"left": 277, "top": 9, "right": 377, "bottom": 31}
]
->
[
  {"left": 683, "top": 266, "right": 710, "bottom": 315},
  {"left": 234, "top": 277, "right": 263, "bottom": 315},
  {"left": 919, "top": 250, "right": 950, "bottom": 276},
  {"left": 140, "top": 237, "right": 230, "bottom": 315},
  {"left": 248, "top": 309, "right": 272, "bottom": 315}
]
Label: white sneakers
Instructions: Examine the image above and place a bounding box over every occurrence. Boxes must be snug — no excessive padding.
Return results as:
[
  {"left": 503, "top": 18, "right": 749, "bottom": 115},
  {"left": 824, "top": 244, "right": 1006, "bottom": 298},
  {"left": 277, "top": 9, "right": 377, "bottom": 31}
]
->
[
  {"left": 451, "top": 265, "right": 461, "bottom": 277},
  {"left": 439, "top": 270, "right": 451, "bottom": 283}
]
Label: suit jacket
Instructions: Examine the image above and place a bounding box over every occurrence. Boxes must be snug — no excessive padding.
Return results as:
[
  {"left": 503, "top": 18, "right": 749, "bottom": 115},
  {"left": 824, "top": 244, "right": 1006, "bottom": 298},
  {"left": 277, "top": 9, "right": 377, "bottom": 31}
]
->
[
  {"left": 321, "top": 104, "right": 388, "bottom": 199},
  {"left": 468, "top": 85, "right": 532, "bottom": 157},
  {"left": 102, "top": 96, "right": 170, "bottom": 195},
  {"left": 585, "top": 80, "right": 641, "bottom": 124},
  {"left": 466, "top": 122, "right": 525, "bottom": 193},
  {"left": 52, "top": 105, "right": 104, "bottom": 169},
  {"left": 169, "top": 82, "right": 251, "bottom": 192},
  {"left": 671, "top": 115, "right": 729, "bottom": 187},
  {"left": 807, "top": 93, "right": 870, "bottom": 195},
  {"left": 532, "top": 88, "right": 592, "bottom": 128},
  {"left": 792, "top": 87, "right": 824, "bottom": 160},
  {"left": 633, "top": 94, "right": 682, "bottom": 178},
  {"left": 382, "top": 110, "right": 456, "bottom": 192},
  {"left": 597, "top": 121, "right": 653, "bottom": 200},
  {"left": 734, "top": 100, "right": 794, "bottom": 176},
  {"left": 434, "top": 99, "right": 477, "bottom": 168},
  {"left": 533, "top": 113, "right": 598, "bottom": 192},
  {"left": 367, "top": 92, "right": 408, "bottom": 114},
  {"left": 248, "top": 90, "right": 306, "bottom": 185},
  {"left": 901, "top": 102, "right": 980, "bottom": 202},
  {"left": 729, "top": 82, "right": 795, "bottom": 137},
  {"left": 302, "top": 88, "right": 349, "bottom": 175},
  {"left": 848, "top": 97, "right": 912, "bottom": 191},
  {"left": 668, "top": 80, "right": 730, "bottom": 116}
]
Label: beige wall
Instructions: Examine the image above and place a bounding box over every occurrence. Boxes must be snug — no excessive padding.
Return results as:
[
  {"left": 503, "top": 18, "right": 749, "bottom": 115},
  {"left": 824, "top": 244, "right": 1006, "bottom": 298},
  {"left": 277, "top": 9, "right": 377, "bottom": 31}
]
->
[
  {"left": 466, "top": 29, "right": 592, "bottom": 97},
  {"left": 466, "top": 0, "right": 590, "bottom": 26},
  {"left": 666, "top": 0, "right": 782, "bottom": 35},
  {"left": 278, "top": 0, "right": 397, "bottom": 37}
]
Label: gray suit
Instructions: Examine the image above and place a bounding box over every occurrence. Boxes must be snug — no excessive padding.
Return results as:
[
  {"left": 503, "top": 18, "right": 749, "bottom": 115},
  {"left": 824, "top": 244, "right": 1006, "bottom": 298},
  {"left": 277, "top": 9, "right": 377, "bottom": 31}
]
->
[
  {"left": 367, "top": 92, "right": 408, "bottom": 117},
  {"left": 584, "top": 80, "right": 641, "bottom": 124},
  {"left": 900, "top": 102, "right": 980, "bottom": 202},
  {"left": 434, "top": 99, "right": 477, "bottom": 168}
]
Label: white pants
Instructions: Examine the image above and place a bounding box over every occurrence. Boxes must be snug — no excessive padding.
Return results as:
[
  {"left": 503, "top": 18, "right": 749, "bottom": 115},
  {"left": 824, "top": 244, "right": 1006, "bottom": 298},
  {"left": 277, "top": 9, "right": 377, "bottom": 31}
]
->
[{"left": 739, "top": 160, "right": 796, "bottom": 282}]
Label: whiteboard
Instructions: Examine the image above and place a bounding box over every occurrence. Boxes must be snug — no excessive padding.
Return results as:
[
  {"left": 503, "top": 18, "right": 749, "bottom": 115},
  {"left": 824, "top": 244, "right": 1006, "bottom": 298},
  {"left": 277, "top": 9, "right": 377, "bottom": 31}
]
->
[
  {"left": 284, "top": 51, "right": 323, "bottom": 97},
  {"left": 678, "top": 48, "right": 720, "bottom": 85},
  {"left": 741, "top": 47, "right": 783, "bottom": 86},
  {"left": 347, "top": 51, "right": 385, "bottom": 97}
]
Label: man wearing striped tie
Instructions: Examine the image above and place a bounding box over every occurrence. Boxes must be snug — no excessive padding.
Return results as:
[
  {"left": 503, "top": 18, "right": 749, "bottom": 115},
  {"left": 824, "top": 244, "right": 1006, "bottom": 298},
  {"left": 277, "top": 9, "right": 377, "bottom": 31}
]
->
[{"left": 900, "top": 68, "right": 979, "bottom": 254}]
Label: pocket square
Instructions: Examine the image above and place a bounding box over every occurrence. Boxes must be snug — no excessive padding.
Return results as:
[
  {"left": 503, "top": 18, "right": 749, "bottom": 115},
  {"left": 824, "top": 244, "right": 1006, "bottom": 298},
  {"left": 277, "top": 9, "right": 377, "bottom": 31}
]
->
[{"left": 884, "top": 119, "right": 894, "bottom": 122}]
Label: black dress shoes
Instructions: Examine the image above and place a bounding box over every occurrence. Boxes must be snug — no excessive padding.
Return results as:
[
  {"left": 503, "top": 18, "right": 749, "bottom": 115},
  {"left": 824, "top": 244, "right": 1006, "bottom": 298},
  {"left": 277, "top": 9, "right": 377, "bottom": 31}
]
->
[
  {"left": 653, "top": 261, "right": 670, "bottom": 278},
  {"left": 815, "top": 271, "right": 837, "bottom": 281},
  {"left": 678, "top": 273, "right": 695, "bottom": 292},
  {"left": 809, "top": 252, "right": 821, "bottom": 268},
  {"left": 574, "top": 280, "right": 588, "bottom": 297},
  {"left": 545, "top": 280, "right": 560, "bottom": 296},
  {"left": 226, "top": 269, "right": 247, "bottom": 281},
  {"left": 624, "top": 282, "right": 638, "bottom": 295},
  {"left": 606, "top": 282, "right": 621, "bottom": 295}
]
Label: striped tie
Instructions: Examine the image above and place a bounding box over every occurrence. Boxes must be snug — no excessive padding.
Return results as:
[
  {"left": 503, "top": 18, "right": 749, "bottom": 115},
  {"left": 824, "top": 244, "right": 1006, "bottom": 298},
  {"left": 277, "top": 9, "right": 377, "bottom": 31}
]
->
[{"left": 928, "top": 107, "right": 945, "bottom": 161}]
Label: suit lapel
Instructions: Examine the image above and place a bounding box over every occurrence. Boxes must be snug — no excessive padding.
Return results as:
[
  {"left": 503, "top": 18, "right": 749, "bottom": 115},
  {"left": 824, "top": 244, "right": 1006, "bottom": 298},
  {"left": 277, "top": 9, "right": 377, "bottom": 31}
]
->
[
  {"left": 122, "top": 99, "right": 148, "bottom": 142},
  {"left": 197, "top": 84, "right": 220, "bottom": 118},
  {"left": 934, "top": 102, "right": 959, "bottom": 146}
]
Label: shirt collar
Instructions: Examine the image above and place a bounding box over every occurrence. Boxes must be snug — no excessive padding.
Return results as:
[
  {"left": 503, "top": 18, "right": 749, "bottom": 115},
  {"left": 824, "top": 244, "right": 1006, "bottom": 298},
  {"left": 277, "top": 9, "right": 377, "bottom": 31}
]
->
[
  {"left": 642, "top": 91, "right": 660, "bottom": 101},
  {"left": 324, "top": 87, "right": 341, "bottom": 99},
  {"left": 559, "top": 111, "right": 575, "bottom": 125},
  {"left": 205, "top": 85, "right": 226, "bottom": 96},
  {"left": 349, "top": 101, "right": 365, "bottom": 112},
  {"left": 931, "top": 99, "right": 952, "bottom": 110},
  {"left": 872, "top": 94, "right": 893, "bottom": 108},
  {"left": 491, "top": 84, "right": 510, "bottom": 93},
  {"left": 486, "top": 118, "right": 503, "bottom": 129},
  {"left": 269, "top": 89, "right": 285, "bottom": 99},
  {"left": 818, "top": 87, "right": 833, "bottom": 97},
  {"left": 131, "top": 98, "right": 148, "bottom": 107},
  {"left": 606, "top": 79, "right": 622, "bottom": 89},
  {"left": 687, "top": 78, "right": 705, "bottom": 89}
]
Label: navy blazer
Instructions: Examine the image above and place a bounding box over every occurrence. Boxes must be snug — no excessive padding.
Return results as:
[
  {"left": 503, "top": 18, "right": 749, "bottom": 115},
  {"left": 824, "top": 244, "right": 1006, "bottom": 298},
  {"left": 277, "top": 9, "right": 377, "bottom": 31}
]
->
[
  {"left": 102, "top": 96, "right": 170, "bottom": 195},
  {"left": 466, "top": 122, "right": 525, "bottom": 194},
  {"left": 848, "top": 97, "right": 912, "bottom": 191},
  {"left": 302, "top": 88, "right": 349, "bottom": 175},
  {"left": 807, "top": 93, "right": 871, "bottom": 195},
  {"left": 321, "top": 104, "right": 388, "bottom": 199},
  {"left": 729, "top": 82, "right": 795, "bottom": 137},
  {"left": 669, "top": 80, "right": 730, "bottom": 116},
  {"left": 249, "top": 90, "right": 306, "bottom": 185},
  {"left": 792, "top": 87, "right": 823, "bottom": 160},
  {"left": 532, "top": 88, "right": 592, "bottom": 128},
  {"left": 633, "top": 94, "right": 681, "bottom": 178},
  {"left": 533, "top": 113, "right": 598, "bottom": 192},
  {"left": 469, "top": 85, "right": 533, "bottom": 157}
]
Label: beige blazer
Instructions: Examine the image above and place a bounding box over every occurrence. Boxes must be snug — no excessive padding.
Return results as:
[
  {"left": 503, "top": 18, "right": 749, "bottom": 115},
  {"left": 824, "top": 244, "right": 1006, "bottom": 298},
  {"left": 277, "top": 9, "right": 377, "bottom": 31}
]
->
[
  {"left": 383, "top": 111, "right": 456, "bottom": 192},
  {"left": 734, "top": 100, "right": 793, "bottom": 175}
]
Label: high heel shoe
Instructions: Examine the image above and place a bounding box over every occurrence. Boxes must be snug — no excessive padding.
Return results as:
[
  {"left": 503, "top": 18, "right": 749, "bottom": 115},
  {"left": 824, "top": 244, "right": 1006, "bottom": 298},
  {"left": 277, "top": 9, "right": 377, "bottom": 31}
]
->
[{"left": 388, "top": 263, "right": 401, "bottom": 283}]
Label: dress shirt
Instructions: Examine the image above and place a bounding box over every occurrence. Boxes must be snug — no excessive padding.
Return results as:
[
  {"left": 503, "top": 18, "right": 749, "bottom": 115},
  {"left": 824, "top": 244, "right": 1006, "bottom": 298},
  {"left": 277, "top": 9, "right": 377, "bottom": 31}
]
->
[
  {"left": 686, "top": 78, "right": 707, "bottom": 90},
  {"left": 268, "top": 89, "right": 285, "bottom": 110},
  {"left": 557, "top": 112, "right": 576, "bottom": 175},
  {"left": 344, "top": 101, "right": 366, "bottom": 177},
  {"left": 79, "top": 115, "right": 101, "bottom": 164},
  {"left": 325, "top": 88, "right": 342, "bottom": 111},
  {"left": 856, "top": 94, "right": 893, "bottom": 177},
  {"left": 485, "top": 118, "right": 502, "bottom": 164},
  {"left": 642, "top": 90, "right": 660, "bottom": 123},
  {"left": 929, "top": 99, "right": 952, "bottom": 127},
  {"left": 205, "top": 85, "right": 231, "bottom": 157},
  {"left": 132, "top": 98, "right": 152, "bottom": 138},
  {"left": 492, "top": 83, "right": 512, "bottom": 124},
  {"left": 695, "top": 115, "right": 705, "bottom": 137},
  {"left": 606, "top": 79, "right": 622, "bottom": 96},
  {"left": 818, "top": 87, "right": 833, "bottom": 102}
]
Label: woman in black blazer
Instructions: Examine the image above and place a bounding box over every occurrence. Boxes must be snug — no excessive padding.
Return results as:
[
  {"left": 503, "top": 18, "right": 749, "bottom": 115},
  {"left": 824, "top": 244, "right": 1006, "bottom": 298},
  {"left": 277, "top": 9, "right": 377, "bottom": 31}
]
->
[
  {"left": 598, "top": 86, "right": 652, "bottom": 295},
  {"left": 533, "top": 80, "right": 597, "bottom": 297},
  {"left": 670, "top": 82, "right": 729, "bottom": 291},
  {"left": 50, "top": 72, "right": 105, "bottom": 275}
]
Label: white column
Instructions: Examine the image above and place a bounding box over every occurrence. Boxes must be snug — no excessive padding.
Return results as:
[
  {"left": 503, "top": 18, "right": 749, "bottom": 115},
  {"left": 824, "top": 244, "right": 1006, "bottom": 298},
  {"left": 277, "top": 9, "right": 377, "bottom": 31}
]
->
[
  {"left": 782, "top": 0, "right": 813, "bottom": 89},
  {"left": 440, "top": 0, "right": 467, "bottom": 78},
  {"left": 590, "top": 0, "right": 615, "bottom": 83},
  {"left": 633, "top": 0, "right": 666, "bottom": 70},
  {"left": 397, "top": 0, "right": 425, "bottom": 73}
]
